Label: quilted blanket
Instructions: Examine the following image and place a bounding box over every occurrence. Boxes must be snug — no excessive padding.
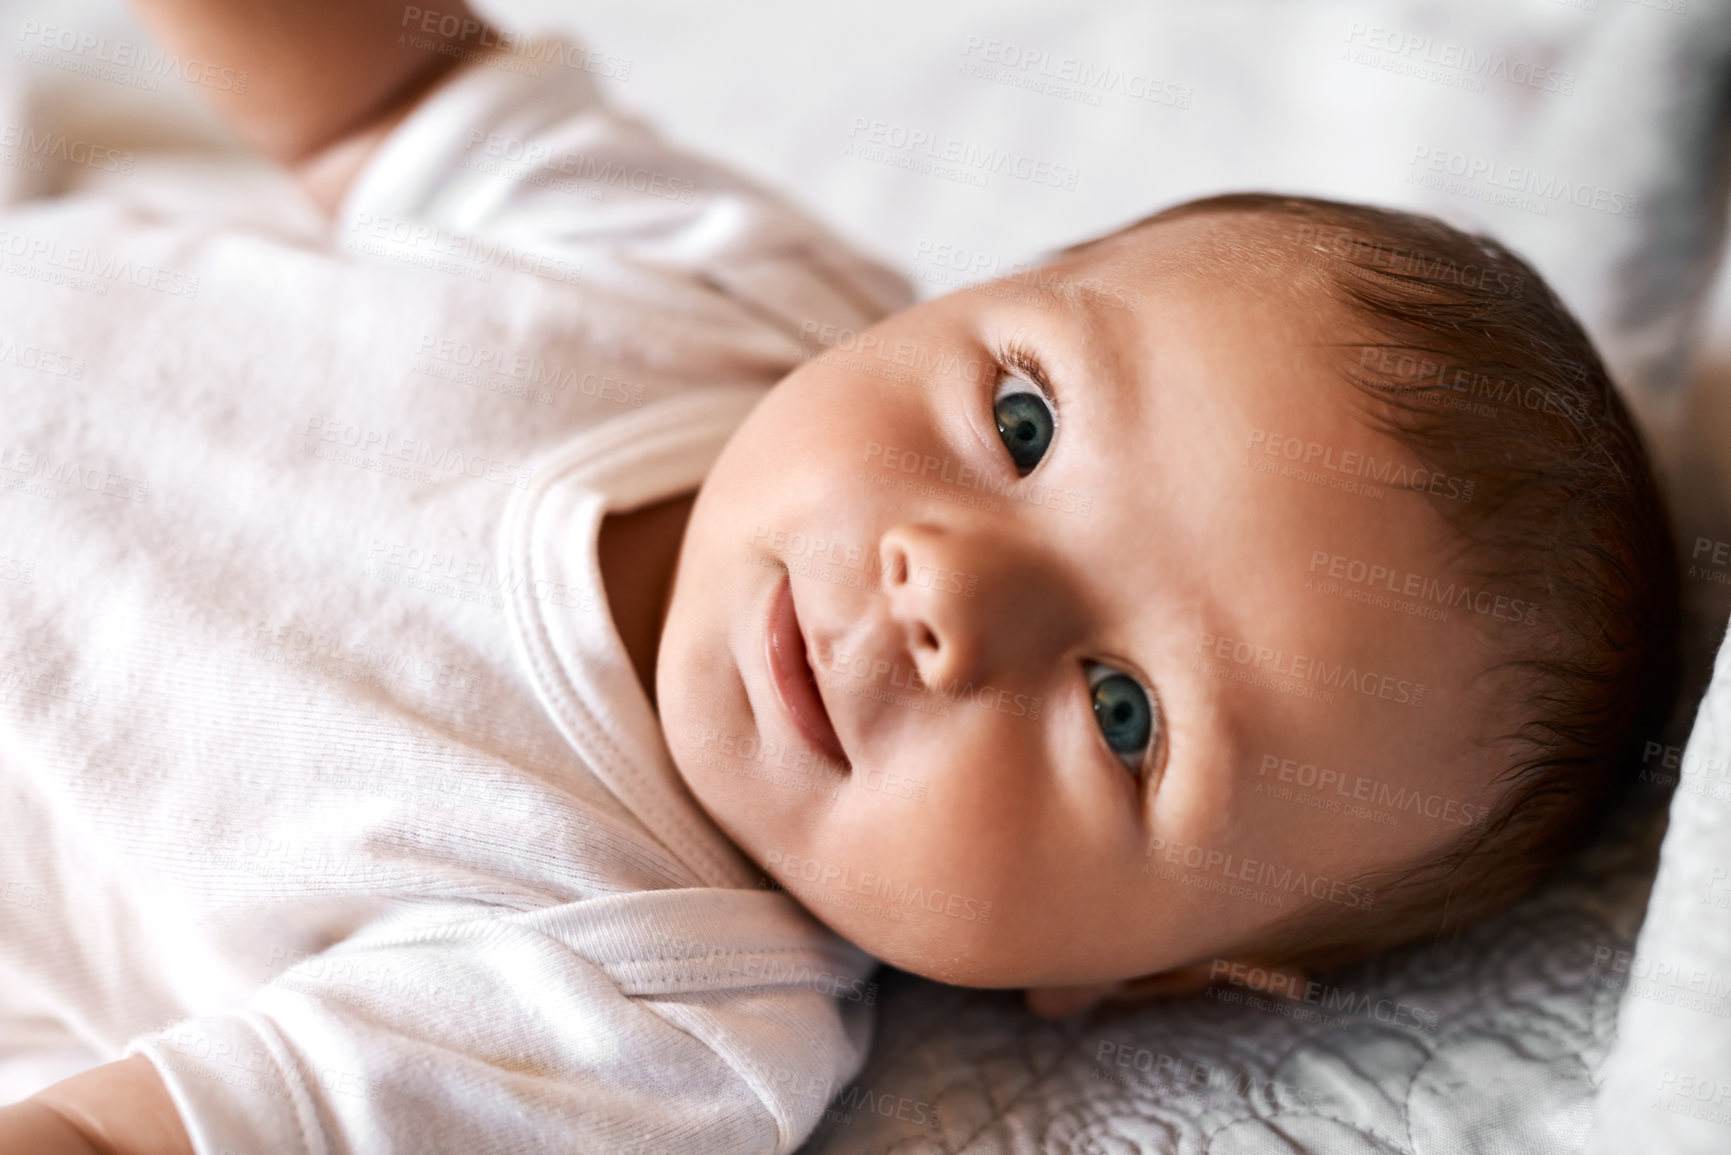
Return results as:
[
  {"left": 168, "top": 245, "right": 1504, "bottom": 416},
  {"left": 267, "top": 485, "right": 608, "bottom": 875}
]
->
[{"left": 802, "top": 791, "right": 1666, "bottom": 1153}]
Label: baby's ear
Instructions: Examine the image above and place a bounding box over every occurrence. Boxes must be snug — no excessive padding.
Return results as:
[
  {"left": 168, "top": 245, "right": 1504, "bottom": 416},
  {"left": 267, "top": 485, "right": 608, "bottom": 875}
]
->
[{"left": 1021, "top": 958, "right": 1310, "bottom": 1020}]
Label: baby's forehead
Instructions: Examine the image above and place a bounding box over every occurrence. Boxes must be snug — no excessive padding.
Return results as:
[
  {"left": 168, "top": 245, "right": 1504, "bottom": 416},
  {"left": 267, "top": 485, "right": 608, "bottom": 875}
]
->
[
  {"left": 1034, "top": 211, "right": 1345, "bottom": 343},
  {"left": 1067, "top": 207, "right": 1296, "bottom": 265}
]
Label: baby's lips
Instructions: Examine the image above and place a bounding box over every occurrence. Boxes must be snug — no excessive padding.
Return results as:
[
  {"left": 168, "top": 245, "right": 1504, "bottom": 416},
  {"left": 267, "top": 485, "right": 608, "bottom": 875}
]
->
[{"left": 767, "top": 571, "right": 850, "bottom": 766}]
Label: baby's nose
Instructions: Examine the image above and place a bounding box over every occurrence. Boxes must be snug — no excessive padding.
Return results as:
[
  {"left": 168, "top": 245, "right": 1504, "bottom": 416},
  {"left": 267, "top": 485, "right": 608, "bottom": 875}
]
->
[{"left": 877, "top": 524, "right": 1048, "bottom": 691}]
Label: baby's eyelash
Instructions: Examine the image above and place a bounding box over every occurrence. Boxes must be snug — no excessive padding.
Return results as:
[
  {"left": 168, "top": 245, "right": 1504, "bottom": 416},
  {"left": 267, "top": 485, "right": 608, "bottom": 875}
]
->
[{"left": 995, "top": 339, "right": 1059, "bottom": 409}]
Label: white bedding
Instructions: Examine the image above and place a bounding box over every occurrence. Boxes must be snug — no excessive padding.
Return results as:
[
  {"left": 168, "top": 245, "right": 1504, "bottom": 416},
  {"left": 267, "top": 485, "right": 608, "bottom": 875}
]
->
[
  {"left": 7, "top": 1, "right": 1731, "bottom": 1152},
  {"left": 797, "top": 789, "right": 1660, "bottom": 1153},
  {"left": 1590, "top": 621, "right": 1731, "bottom": 1154},
  {"left": 16, "top": 0, "right": 1730, "bottom": 402}
]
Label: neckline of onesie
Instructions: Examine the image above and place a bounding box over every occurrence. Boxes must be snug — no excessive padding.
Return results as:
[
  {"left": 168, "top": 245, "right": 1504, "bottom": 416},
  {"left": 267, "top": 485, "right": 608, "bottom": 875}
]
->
[{"left": 498, "top": 385, "right": 770, "bottom": 891}]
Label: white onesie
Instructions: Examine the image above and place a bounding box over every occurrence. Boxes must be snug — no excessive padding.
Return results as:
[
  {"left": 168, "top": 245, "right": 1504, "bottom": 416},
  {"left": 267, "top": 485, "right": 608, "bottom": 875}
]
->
[{"left": 0, "top": 36, "right": 909, "bottom": 1155}]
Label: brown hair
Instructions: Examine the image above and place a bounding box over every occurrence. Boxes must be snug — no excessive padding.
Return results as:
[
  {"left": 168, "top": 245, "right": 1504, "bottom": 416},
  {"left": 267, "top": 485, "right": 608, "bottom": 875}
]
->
[{"left": 1099, "top": 193, "right": 1682, "bottom": 974}]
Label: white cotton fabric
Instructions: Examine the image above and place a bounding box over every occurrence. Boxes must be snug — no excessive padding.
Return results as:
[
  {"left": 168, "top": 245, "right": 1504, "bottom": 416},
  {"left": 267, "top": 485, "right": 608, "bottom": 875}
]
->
[
  {"left": 0, "top": 39, "right": 909, "bottom": 1154},
  {"left": 1589, "top": 611, "right": 1731, "bottom": 1155}
]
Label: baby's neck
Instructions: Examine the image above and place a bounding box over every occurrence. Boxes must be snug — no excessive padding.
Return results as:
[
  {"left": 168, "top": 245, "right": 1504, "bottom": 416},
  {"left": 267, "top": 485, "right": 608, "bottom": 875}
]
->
[{"left": 596, "top": 491, "right": 698, "bottom": 710}]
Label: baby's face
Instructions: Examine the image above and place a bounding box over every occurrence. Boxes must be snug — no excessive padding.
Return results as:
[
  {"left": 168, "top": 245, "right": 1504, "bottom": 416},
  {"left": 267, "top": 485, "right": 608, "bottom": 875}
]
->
[{"left": 659, "top": 213, "right": 1502, "bottom": 988}]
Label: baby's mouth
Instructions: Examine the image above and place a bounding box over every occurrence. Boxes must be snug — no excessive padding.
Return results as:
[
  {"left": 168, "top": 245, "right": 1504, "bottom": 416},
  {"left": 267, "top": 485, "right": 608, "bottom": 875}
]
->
[{"left": 766, "top": 571, "right": 849, "bottom": 767}]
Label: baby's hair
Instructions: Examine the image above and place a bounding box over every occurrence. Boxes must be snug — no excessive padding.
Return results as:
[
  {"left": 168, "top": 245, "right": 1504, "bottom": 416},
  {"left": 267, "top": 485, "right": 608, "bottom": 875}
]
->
[{"left": 1092, "top": 193, "right": 1682, "bottom": 974}]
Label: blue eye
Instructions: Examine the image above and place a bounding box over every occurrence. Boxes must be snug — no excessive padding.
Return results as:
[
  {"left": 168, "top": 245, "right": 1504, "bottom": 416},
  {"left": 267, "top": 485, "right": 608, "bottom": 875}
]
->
[
  {"left": 1088, "top": 662, "right": 1156, "bottom": 773},
  {"left": 994, "top": 385, "right": 1053, "bottom": 476}
]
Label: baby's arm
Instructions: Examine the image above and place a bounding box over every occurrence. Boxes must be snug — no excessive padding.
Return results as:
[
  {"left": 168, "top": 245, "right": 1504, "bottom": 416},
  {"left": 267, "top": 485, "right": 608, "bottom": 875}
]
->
[
  {"left": 0, "top": 1054, "right": 191, "bottom": 1155},
  {"left": 128, "top": 0, "right": 494, "bottom": 213}
]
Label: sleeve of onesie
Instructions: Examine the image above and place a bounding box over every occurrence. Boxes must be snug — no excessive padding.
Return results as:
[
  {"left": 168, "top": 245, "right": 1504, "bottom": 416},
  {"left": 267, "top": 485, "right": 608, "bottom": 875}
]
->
[
  {"left": 126, "top": 888, "right": 881, "bottom": 1154},
  {"left": 336, "top": 33, "right": 912, "bottom": 344}
]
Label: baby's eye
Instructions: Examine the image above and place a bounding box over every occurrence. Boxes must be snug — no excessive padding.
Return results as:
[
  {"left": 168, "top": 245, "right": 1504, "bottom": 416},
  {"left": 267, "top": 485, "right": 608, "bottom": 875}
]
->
[
  {"left": 1087, "top": 661, "right": 1157, "bottom": 773},
  {"left": 994, "top": 379, "right": 1054, "bottom": 476}
]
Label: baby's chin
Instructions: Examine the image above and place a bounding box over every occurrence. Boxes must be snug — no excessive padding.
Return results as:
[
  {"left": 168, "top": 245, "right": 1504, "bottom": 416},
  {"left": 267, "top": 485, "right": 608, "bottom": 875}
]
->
[{"left": 787, "top": 890, "right": 1096, "bottom": 990}]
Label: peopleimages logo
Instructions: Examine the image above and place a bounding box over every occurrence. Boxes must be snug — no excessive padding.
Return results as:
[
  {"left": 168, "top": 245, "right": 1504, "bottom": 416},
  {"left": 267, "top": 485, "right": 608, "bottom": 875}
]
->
[
  {"left": 1408, "top": 146, "right": 1638, "bottom": 219},
  {"left": 1143, "top": 835, "right": 1375, "bottom": 909},
  {"left": 751, "top": 524, "right": 978, "bottom": 597},
  {"left": 1257, "top": 753, "right": 1488, "bottom": 827},
  {"left": 911, "top": 239, "right": 1141, "bottom": 309},
  {"left": 1343, "top": 23, "right": 1576, "bottom": 95},
  {"left": 1091, "top": 1040, "right": 1328, "bottom": 1109},
  {"left": 0, "top": 443, "right": 149, "bottom": 503},
  {"left": 462, "top": 130, "right": 695, "bottom": 203},
  {"left": 1246, "top": 427, "right": 1475, "bottom": 503},
  {"left": 415, "top": 334, "right": 644, "bottom": 407},
  {"left": 346, "top": 213, "right": 584, "bottom": 285},
  {"left": 957, "top": 36, "right": 1193, "bottom": 109},
  {"left": 398, "top": 7, "right": 633, "bottom": 78},
  {"left": 16, "top": 21, "right": 250, "bottom": 92},
  {"left": 303, "top": 417, "right": 535, "bottom": 489},
  {"left": 643, "top": 928, "right": 878, "bottom": 1004},
  {"left": 1306, "top": 550, "right": 1540, "bottom": 627},
  {"left": 763, "top": 850, "right": 993, "bottom": 923},
  {"left": 1206, "top": 959, "right": 1439, "bottom": 1032},
  {"left": 1196, "top": 631, "right": 1426, "bottom": 709},
  {"left": 0, "top": 229, "right": 200, "bottom": 299},
  {"left": 0, "top": 122, "right": 133, "bottom": 173},
  {"left": 1292, "top": 224, "right": 1525, "bottom": 298},
  {"left": 845, "top": 116, "right": 1080, "bottom": 190}
]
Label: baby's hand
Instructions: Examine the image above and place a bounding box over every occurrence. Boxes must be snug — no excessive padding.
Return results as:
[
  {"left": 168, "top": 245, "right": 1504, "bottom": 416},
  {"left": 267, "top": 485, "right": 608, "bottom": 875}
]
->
[
  {"left": 127, "top": 0, "right": 494, "bottom": 213},
  {"left": 0, "top": 1054, "right": 192, "bottom": 1155}
]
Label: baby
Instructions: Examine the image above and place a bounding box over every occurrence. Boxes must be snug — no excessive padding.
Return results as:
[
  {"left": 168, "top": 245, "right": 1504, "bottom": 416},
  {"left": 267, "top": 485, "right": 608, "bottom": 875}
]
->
[
  {"left": 667, "top": 190, "right": 1680, "bottom": 1013},
  {"left": 0, "top": 1, "right": 1679, "bottom": 1153}
]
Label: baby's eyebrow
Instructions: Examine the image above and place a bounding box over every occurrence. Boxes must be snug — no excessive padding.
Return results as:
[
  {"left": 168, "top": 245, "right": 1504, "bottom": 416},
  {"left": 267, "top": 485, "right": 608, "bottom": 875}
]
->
[{"left": 1016, "top": 263, "right": 1099, "bottom": 310}]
